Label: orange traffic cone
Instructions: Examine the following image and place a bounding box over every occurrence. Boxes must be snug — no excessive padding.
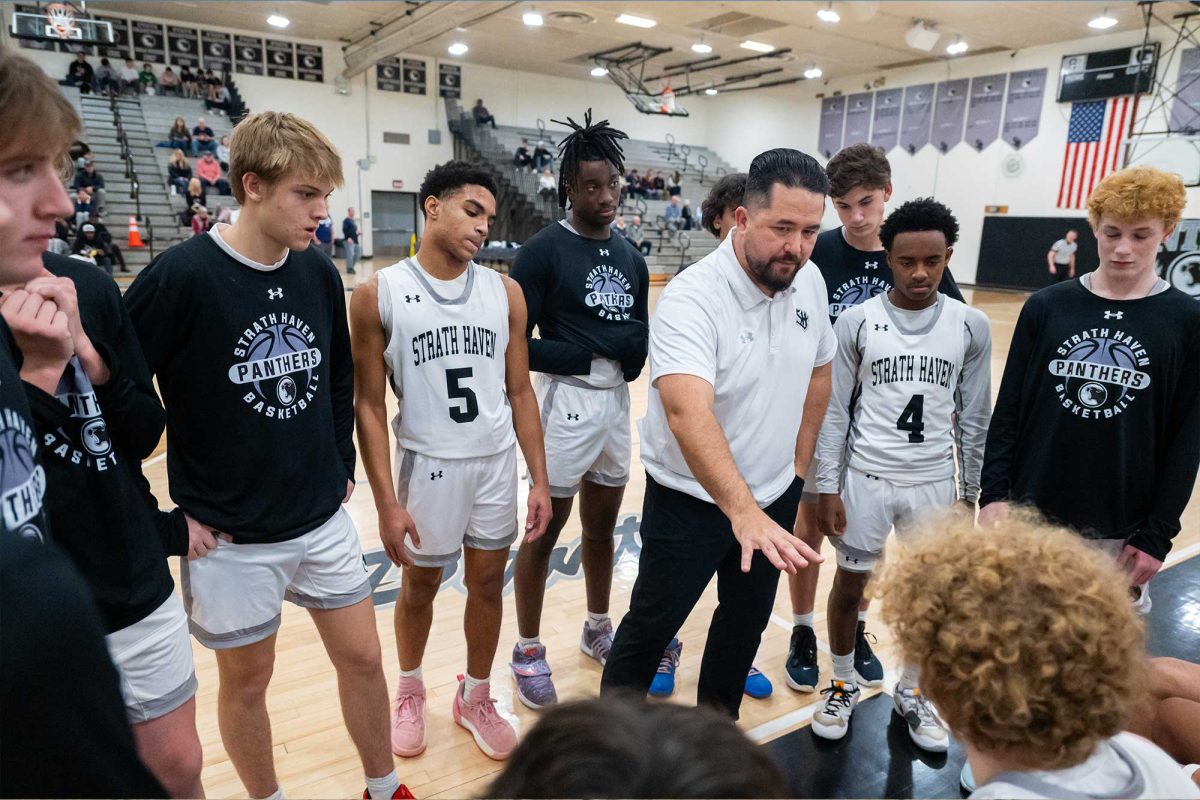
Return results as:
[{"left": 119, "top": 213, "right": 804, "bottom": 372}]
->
[{"left": 128, "top": 216, "right": 144, "bottom": 248}]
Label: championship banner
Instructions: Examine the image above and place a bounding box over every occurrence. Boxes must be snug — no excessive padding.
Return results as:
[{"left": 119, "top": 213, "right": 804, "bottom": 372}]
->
[
  {"left": 1002, "top": 68, "right": 1048, "bottom": 149},
  {"left": 965, "top": 73, "right": 1008, "bottom": 151},
  {"left": 132, "top": 20, "right": 165, "bottom": 64},
  {"left": 843, "top": 92, "right": 873, "bottom": 145},
  {"left": 932, "top": 79, "right": 969, "bottom": 152},
  {"left": 296, "top": 44, "right": 323, "bottom": 82},
  {"left": 266, "top": 39, "right": 295, "bottom": 80},
  {"left": 1159, "top": 219, "right": 1200, "bottom": 300},
  {"left": 818, "top": 96, "right": 845, "bottom": 159},
  {"left": 95, "top": 14, "right": 130, "bottom": 59},
  {"left": 403, "top": 58, "right": 427, "bottom": 95},
  {"left": 202, "top": 30, "right": 232, "bottom": 72},
  {"left": 377, "top": 57, "right": 401, "bottom": 92},
  {"left": 899, "top": 83, "right": 935, "bottom": 154},
  {"left": 439, "top": 63, "right": 461, "bottom": 98},
  {"left": 869, "top": 87, "right": 903, "bottom": 152},
  {"left": 235, "top": 35, "right": 264, "bottom": 76},
  {"left": 167, "top": 25, "right": 200, "bottom": 68}
]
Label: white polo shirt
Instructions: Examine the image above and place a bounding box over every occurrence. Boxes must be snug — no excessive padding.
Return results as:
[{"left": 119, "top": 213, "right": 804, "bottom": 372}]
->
[{"left": 639, "top": 230, "right": 836, "bottom": 506}]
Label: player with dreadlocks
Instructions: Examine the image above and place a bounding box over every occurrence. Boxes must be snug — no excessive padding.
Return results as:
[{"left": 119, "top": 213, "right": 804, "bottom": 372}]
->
[{"left": 509, "top": 109, "right": 650, "bottom": 709}]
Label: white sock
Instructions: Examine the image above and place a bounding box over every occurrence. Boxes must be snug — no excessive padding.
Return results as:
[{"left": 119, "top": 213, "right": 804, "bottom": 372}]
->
[
  {"left": 462, "top": 672, "right": 488, "bottom": 698},
  {"left": 398, "top": 665, "right": 422, "bottom": 680},
  {"left": 857, "top": 610, "right": 869, "bottom": 624},
  {"left": 793, "top": 612, "right": 815, "bottom": 628},
  {"left": 586, "top": 612, "right": 610, "bottom": 630},
  {"left": 897, "top": 664, "right": 920, "bottom": 692},
  {"left": 365, "top": 771, "right": 401, "bottom": 800},
  {"left": 256, "top": 787, "right": 285, "bottom": 800},
  {"left": 517, "top": 635, "right": 540, "bottom": 649},
  {"left": 832, "top": 651, "right": 856, "bottom": 686}
]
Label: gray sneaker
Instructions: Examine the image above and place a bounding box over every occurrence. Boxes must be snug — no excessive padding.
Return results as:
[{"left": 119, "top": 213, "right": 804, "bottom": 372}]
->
[
  {"left": 580, "top": 619, "right": 614, "bottom": 666},
  {"left": 510, "top": 643, "right": 557, "bottom": 709}
]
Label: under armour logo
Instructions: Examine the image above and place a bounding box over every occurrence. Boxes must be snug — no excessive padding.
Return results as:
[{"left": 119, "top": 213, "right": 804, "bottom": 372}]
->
[
  {"left": 739, "top": 331, "right": 755, "bottom": 344},
  {"left": 406, "top": 295, "right": 421, "bottom": 303},
  {"left": 430, "top": 471, "right": 443, "bottom": 480},
  {"left": 864, "top": 261, "right": 879, "bottom": 269},
  {"left": 1104, "top": 310, "right": 1124, "bottom": 319},
  {"left": 268, "top": 288, "right": 283, "bottom": 300},
  {"left": 599, "top": 249, "right": 610, "bottom": 256},
  {"left": 795, "top": 309, "right": 809, "bottom": 329},
  {"left": 567, "top": 413, "right": 579, "bottom": 421},
  {"left": 875, "top": 323, "right": 889, "bottom": 331}
]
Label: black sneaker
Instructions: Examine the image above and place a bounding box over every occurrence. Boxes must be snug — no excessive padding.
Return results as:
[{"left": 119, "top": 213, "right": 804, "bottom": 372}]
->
[
  {"left": 854, "top": 620, "right": 884, "bottom": 687},
  {"left": 785, "top": 624, "right": 819, "bottom": 692}
]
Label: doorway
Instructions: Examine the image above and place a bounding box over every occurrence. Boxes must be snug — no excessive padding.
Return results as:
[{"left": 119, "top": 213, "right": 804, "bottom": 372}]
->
[{"left": 371, "top": 191, "right": 419, "bottom": 259}]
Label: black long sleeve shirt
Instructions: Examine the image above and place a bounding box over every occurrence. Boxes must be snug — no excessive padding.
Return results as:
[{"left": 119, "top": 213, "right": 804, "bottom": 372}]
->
[
  {"left": 980, "top": 280, "right": 1200, "bottom": 560},
  {"left": 124, "top": 231, "right": 356, "bottom": 543},
  {"left": 510, "top": 221, "right": 650, "bottom": 381},
  {"left": 0, "top": 320, "right": 52, "bottom": 544}
]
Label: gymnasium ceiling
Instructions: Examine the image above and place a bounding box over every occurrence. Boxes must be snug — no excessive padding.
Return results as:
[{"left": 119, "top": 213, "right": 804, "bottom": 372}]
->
[{"left": 85, "top": 1, "right": 1195, "bottom": 92}]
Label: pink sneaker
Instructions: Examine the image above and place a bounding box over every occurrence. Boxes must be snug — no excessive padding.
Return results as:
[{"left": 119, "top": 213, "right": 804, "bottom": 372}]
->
[
  {"left": 452, "top": 676, "right": 517, "bottom": 760},
  {"left": 390, "top": 676, "right": 427, "bottom": 757}
]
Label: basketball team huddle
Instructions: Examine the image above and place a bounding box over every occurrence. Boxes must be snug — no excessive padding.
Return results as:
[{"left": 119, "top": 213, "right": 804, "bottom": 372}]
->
[{"left": 2, "top": 50, "right": 1199, "bottom": 800}]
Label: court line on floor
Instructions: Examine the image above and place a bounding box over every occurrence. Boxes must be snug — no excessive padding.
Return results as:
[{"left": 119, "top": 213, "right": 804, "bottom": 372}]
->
[{"left": 143, "top": 452, "right": 167, "bottom": 467}]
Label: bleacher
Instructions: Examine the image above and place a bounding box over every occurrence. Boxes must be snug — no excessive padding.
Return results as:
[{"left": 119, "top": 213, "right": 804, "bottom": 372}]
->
[{"left": 139, "top": 94, "right": 237, "bottom": 227}]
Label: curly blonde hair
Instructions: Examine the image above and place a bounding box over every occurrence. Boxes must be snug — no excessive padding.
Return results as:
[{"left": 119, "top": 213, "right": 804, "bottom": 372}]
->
[
  {"left": 875, "top": 511, "right": 1145, "bottom": 770},
  {"left": 1086, "top": 165, "right": 1186, "bottom": 230}
]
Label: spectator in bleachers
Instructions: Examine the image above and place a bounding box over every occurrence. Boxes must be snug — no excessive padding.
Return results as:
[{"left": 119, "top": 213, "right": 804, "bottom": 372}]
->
[
  {"left": 626, "top": 168, "right": 644, "bottom": 198},
  {"left": 700, "top": 172, "right": 746, "bottom": 240},
  {"left": 627, "top": 214, "right": 652, "bottom": 256},
  {"left": 63, "top": 51, "right": 94, "bottom": 94},
  {"left": 217, "top": 134, "right": 230, "bottom": 171},
  {"left": 651, "top": 170, "right": 666, "bottom": 199},
  {"left": 179, "top": 65, "right": 200, "bottom": 98},
  {"left": 167, "top": 149, "right": 192, "bottom": 194},
  {"left": 72, "top": 220, "right": 126, "bottom": 274},
  {"left": 73, "top": 187, "right": 95, "bottom": 227},
  {"left": 94, "top": 57, "right": 119, "bottom": 96},
  {"left": 204, "top": 69, "right": 220, "bottom": 100},
  {"left": 612, "top": 214, "right": 628, "bottom": 236},
  {"left": 533, "top": 139, "right": 553, "bottom": 171},
  {"left": 537, "top": 167, "right": 556, "bottom": 199},
  {"left": 162, "top": 116, "right": 191, "bottom": 150},
  {"left": 69, "top": 139, "right": 90, "bottom": 164},
  {"left": 73, "top": 159, "right": 106, "bottom": 213},
  {"left": 190, "top": 204, "right": 210, "bottom": 236},
  {"left": 181, "top": 177, "right": 206, "bottom": 225},
  {"left": 681, "top": 198, "right": 694, "bottom": 231},
  {"left": 195, "top": 151, "right": 230, "bottom": 195},
  {"left": 641, "top": 169, "right": 660, "bottom": 200},
  {"left": 118, "top": 58, "right": 139, "bottom": 95},
  {"left": 206, "top": 81, "right": 232, "bottom": 116},
  {"left": 342, "top": 207, "right": 360, "bottom": 274},
  {"left": 158, "top": 66, "right": 181, "bottom": 96},
  {"left": 513, "top": 138, "right": 533, "bottom": 169},
  {"left": 663, "top": 195, "right": 683, "bottom": 231},
  {"left": 473, "top": 98, "right": 497, "bottom": 128},
  {"left": 667, "top": 169, "right": 682, "bottom": 197},
  {"left": 191, "top": 117, "right": 217, "bottom": 156},
  {"left": 138, "top": 63, "right": 157, "bottom": 95},
  {"left": 49, "top": 216, "right": 72, "bottom": 255}
]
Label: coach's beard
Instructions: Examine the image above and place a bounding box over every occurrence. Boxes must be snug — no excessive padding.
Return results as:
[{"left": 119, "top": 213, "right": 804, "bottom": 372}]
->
[{"left": 746, "top": 253, "right": 802, "bottom": 294}]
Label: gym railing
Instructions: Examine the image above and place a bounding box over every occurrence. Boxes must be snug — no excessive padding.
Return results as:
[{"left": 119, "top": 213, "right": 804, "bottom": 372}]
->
[{"left": 107, "top": 92, "right": 153, "bottom": 260}]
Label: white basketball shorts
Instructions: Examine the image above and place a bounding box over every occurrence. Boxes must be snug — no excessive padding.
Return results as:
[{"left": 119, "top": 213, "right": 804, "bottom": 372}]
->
[
  {"left": 396, "top": 445, "right": 518, "bottom": 568},
  {"left": 535, "top": 374, "right": 631, "bottom": 498},
  {"left": 106, "top": 593, "right": 197, "bottom": 723},
  {"left": 832, "top": 467, "right": 956, "bottom": 573}
]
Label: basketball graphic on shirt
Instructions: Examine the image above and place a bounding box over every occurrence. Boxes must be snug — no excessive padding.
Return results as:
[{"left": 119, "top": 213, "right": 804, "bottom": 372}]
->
[
  {"left": 829, "top": 278, "right": 889, "bottom": 319},
  {"left": 244, "top": 324, "right": 313, "bottom": 407},
  {"left": 228, "top": 314, "right": 323, "bottom": 420},
  {"left": 0, "top": 422, "right": 45, "bottom": 539},
  {"left": 1049, "top": 333, "right": 1151, "bottom": 417},
  {"left": 583, "top": 265, "right": 634, "bottom": 320}
]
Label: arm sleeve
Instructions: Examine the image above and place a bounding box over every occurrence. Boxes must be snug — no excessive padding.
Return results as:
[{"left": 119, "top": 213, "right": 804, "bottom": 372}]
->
[
  {"left": 328, "top": 268, "right": 357, "bottom": 479},
  {"left": 953, "top": 310, "right": 994, "bottom": 503},
  {"left": 979, "top": 299, "right": 1041, "bottom": 506},
  {"left": 123, "top": 255, "right": 180, "bottom": 380},
  {"left": 622, "top": 253, "right": 652, "bottom": 382},
  {"left": 1128, "top": 327, "right": 1200, "bottom": 560},
  {"left": 92, "top": 282, "right": 165, "bottom": 460},
  {"left": 647, "top": 284, "right": 718, "bottom": 386},
  {"left": 509, "top": 241, "right": 593, "bottom": 376},
  {"left": 815, "top": 314, "right": 864, "bottom": 494},
  {"left": 130, "top": 465, "right": 189, "bottom": 557},
  {"left": 938, "top": 267, "right": 965, "bottom": 302}
]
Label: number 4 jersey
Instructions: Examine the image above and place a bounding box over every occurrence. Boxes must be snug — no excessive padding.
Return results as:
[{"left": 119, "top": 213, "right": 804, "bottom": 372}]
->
[
  {"left": 816, "top": 293, "right": 993, "bottom": 499},
  {"left": 379, "top": 258, "right": 515, "bottom": 459}
]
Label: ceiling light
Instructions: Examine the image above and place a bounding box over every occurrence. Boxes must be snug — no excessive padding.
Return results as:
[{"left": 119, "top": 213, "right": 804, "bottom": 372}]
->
[
  {"left": 523, "top": 10, "right": 543, "bottom": 26},
  {"left": 591, "top": 66, "right": 608, "bottom": 77},
  {"left": 946, "top": 39, "right": 968, "bottom": 55},
  {"left": 817, "top": 4, "right": 840, "bottom": 23},
  {"left": 267, "top": 14, "right": 289, "bottom": 28},
  {"left": 804, "top": 65, "right": 823, "bottom": 79},
  {"left": 740, "top": 40, "right": 774, "bottom": 53},
  {"left": 616, "top": 13, "right": 656, "bottom": 28},
  {"left": 705, "top": 87, "right": 718, "bottom": 95},
  {"left": 692, "top": 41, "right": 712, "bottom": 54},
  {"left": 1089, "top": 11, "right": 1118, "bottom": 29},
  {"left": 447, "top": 42, "right": 469, "bottom": 56}
]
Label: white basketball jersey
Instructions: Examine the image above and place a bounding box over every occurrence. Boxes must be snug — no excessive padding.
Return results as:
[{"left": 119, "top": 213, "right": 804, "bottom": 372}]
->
[
  {"left": 379, "top": 258, "right": 515, "bottom": 459},
  {"left": 848, "top": 294, "right": 968, "bottom": 484}
]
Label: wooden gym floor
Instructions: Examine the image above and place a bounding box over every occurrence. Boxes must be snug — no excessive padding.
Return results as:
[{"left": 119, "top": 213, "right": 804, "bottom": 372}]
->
[{"left": 137, "top": 273, "right": 1200, "bottom": 799}]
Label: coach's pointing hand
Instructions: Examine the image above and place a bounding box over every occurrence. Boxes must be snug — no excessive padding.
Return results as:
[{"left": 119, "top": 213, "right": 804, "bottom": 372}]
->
[{"left": 732, "top": 507, "right": 822, "bottom": 574}]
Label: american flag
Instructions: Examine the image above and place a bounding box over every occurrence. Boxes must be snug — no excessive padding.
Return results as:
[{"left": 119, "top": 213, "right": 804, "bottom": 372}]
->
[{"left": 1057, "top": 96, "right": 1132, "bottom": 208}]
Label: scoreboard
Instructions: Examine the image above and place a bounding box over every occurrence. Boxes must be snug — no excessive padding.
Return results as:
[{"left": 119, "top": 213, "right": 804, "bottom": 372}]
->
[{"left": 1058, "top": 43, "right": 1159, "bottom": 102}]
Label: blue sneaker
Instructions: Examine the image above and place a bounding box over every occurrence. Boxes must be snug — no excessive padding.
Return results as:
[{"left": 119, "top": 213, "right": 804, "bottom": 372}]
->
[
  {"left": 743, "top": 666, "right": 772, "bottom": 699},
  {"left": 785, "top": 624, "right": 819, "bottom": 692},
  {"left": 648, "top": 639, "right": 682, "bottom": 698},
  {"left": 854, "top": 621, "right": 885, "bottom": 687},
  {"left": 511, "top": 643, "right": 557, "bottom": 709}
]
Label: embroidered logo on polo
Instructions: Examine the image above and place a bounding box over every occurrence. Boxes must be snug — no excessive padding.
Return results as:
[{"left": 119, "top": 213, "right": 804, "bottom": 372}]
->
[
  {"left": 796, "top": 310, "right": 809, "bottom": 329},
  {"left": 0, "top": 407, "right": 46, "bottom": 541},
  {"left": 1048, "top": 326, "right": 1151, "bottom": 419},
  {"left": 829, "top": 274, "right": 890, "bottom": 319},
  {"left": 583, "top": 264, "right": 634, "bottom": 321},
  {"left": 229, "top": 312, "right": 322, "bottom": 419},
  {"left": 44, "top": 360, "right": 116, "bottom": 473}
]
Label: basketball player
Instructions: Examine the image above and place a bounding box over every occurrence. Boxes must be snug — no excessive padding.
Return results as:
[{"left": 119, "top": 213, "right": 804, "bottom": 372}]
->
[
  {"left": 125, "top": 112, "right": 411, "bottom": 800},
  {"left": 0, "top": 52, "right": 204, "bottom": 797},
  {"left": 351, "top": 161, "right": 550, "bottom": 760},
  {"left": 508, "top": 111, "right": 649, "bottom": 709},
  {"left": 784, "top": 143, "right": 965, "bottom": 695},
  {"left": 812, "top": 198, "right": 991, "bottom": 749},
  {"left": 979, "top": 166, "right": 1200, "bottom": 611}
]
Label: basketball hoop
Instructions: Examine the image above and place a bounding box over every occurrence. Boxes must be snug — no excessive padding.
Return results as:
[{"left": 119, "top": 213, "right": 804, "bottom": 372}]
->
[{"left": 44, "top": 3, "right": 80, "bottom": 40}]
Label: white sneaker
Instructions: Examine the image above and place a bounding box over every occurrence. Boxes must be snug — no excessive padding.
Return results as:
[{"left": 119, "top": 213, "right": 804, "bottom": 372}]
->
[
  {"left": 811, "top": 680, "right": 860, "bottom": 740},
  {"left": 960, "top": 761, "right": 976, "bottom": 792},
  {"left": 893, "top": 685, "right": 949, "bottom": 752}
]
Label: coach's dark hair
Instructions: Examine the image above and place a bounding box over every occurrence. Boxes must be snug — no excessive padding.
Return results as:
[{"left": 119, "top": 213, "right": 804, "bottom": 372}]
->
[
  {"left": 487, "top": 695, "right": 788, "bottom": 799},
  {"left": 701, "top": 172, "right": 747, "bottom": 236},
  {"left": 417, "top": 160, "right": 497, "bottom": 217},
  {"left": 879, "top": 197, "right": 960, "bottom": 251},
  {"left": 553, "top": 108, "right": 628, "bottom": 209},
  {"left": 744, "top": 148, "right": 830, "bottom": 209},
  {"left": 826, "top": 142, "right": 892, "bottom": 198}
]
